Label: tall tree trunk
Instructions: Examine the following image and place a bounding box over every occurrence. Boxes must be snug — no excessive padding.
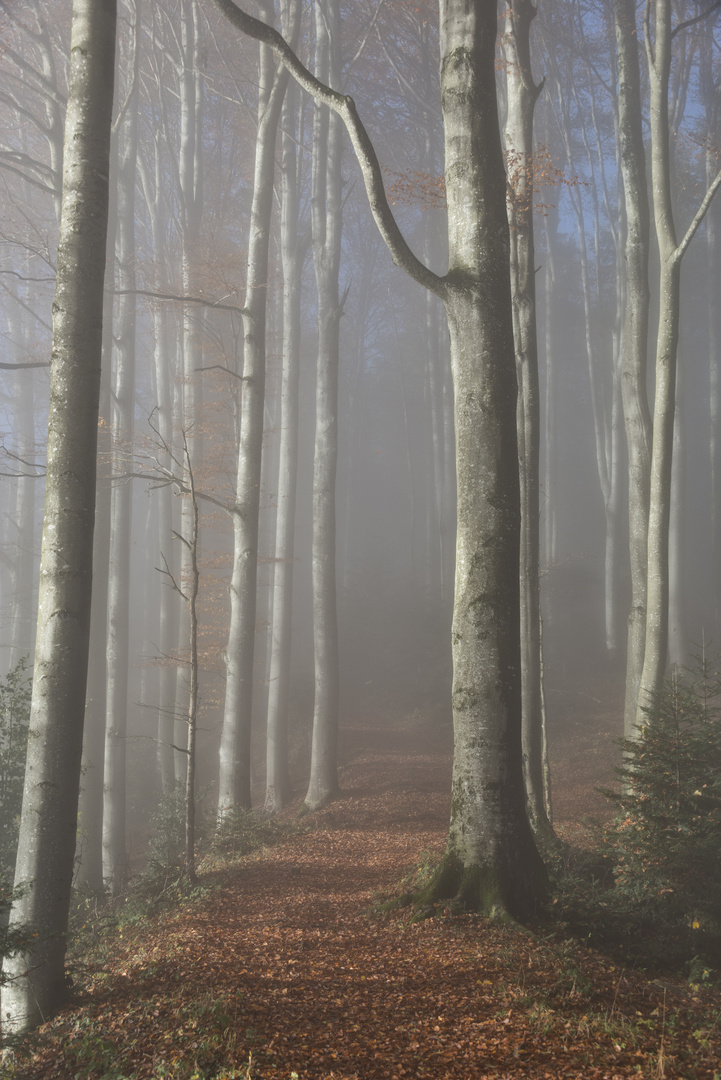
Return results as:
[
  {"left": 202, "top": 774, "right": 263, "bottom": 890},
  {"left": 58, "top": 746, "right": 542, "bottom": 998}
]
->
[
  {"left": 304, "top": 0, "right": 343, "bottom": 812},
  {"left": 176, "top": 0, "right": 204, "bottom": 784},
  {"left": 638, "top": 0, "right": 721, "bottom": 722},
  {"left": 6, "top": 300, "right": 37, "bottom": 670},
  {"left": 218, "top": 21, "right": 290, "bottom": 813},
  {"left": 541, "top": 196, "right": 559, "bottom": 569},
  {"left": 212, "top": 0, "right": 546, "bottom": 918},
  {"left": 138, "top": 138, "right": 178, "bottom": 794},
  {"left": 76, "top": 196, "right": 116, "bottom": 893},
  {"left": 503, "top": 0, "right": 550, "bottom": 837},
  {"left": 103, "top": 1, "right": 140, "bottom": 895},
  {"left": 614, "top": 0, "right": 652, "bottom": 739},
  {"left": 703, "top": 38, "right": 721, "bottom": 641},
  {"left": 1, "top": 0, "right": 116, "bottom": 1033},
  {"left": 265, "top": 27, "right": 303, "bottom": 813}
]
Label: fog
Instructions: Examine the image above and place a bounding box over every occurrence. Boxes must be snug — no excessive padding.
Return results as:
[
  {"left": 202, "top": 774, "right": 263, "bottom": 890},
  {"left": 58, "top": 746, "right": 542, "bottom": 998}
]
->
[{"left": 0, "top": 0, "right": 719, "bottom": 863}]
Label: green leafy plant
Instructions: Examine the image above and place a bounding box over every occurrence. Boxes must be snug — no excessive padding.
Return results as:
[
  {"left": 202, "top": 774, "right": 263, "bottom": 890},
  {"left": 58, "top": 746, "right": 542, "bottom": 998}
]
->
[
  {"left": 551, "top": 659, "right": 721, "bottom": 972},
  {"left": 602, "top": 663, "right": 721, "bottom": 965}
]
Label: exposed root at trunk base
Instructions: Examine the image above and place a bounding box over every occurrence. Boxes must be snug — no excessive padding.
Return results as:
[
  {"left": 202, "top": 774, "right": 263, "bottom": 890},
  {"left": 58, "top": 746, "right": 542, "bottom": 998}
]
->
[
  {"left": 415, "top": 850, "right": 548, "bottom": 923},
  {"left": 299, "top": 786, "right": 340, "bottom": 815}
]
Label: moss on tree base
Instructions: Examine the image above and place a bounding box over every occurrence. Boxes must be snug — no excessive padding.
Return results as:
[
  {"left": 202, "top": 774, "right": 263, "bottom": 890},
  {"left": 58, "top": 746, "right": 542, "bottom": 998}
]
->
[{"left": 415, "top": 848, "right": 548, "bottom": 923}]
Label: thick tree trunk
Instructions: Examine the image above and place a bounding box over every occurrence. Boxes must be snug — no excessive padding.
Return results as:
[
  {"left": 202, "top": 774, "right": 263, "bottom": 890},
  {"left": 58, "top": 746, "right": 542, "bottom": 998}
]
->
[
  {"left": 433, "top": 0, "right": 546, "bottom": 917},
  {"left": 212, "top": 0, "right": 546, "bottom": 918},
  {"left": 1, "top": 0, "right": 116, "bottom": 1034}
]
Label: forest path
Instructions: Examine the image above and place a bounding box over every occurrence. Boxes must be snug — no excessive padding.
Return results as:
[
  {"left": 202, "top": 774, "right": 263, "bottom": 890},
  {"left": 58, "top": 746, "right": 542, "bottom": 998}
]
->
[{"left": 11, "top": 715, "right": 721, "bottom": 1079}]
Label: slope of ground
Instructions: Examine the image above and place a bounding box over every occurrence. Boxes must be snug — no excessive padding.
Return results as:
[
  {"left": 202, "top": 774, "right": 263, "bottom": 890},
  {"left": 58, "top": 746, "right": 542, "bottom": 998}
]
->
[{"left": 4, "top": 713, "right": 721, "bottom": 1079}]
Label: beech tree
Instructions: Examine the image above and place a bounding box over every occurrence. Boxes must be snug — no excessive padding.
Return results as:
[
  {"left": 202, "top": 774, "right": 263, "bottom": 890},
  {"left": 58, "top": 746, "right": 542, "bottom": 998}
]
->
[
  {"left": 614, "top": 0, "right": 652, "bottom": 740},
  {"left": 1, "top": 0, "right": 116, "bottom": 1034},
  {"left": 637, "top": 0, "right": 721, "bottom": 723},
  {"left": 304, "top": 0, "right": 343, "bottom": 812},
  {"left": 502, "top": 0, "right": 550, "bottom": 837},
  {"left": 212, "top": 0, "right": 546, "bottom": 917},
  {"left": 217, "top": 6, "right": 292, "bottom": 814}
]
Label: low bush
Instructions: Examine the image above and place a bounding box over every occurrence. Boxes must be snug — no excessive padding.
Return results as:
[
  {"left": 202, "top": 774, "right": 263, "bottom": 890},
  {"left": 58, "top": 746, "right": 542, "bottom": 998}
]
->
[{"left": 550, "top": 659, "right": 721, "bottom": 976}]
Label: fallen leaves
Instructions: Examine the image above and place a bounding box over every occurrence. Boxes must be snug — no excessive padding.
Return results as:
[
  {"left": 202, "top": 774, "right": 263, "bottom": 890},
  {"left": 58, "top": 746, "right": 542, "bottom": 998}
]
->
[{"left": 6, "top": 720, "right": 721, "bottom": 1079}]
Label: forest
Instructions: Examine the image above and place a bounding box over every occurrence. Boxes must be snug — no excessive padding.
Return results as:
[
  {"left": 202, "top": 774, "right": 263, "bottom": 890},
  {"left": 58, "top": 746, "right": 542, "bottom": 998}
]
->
[{"left": 2, "top": 0, "right": 721, "bottom": 1075}]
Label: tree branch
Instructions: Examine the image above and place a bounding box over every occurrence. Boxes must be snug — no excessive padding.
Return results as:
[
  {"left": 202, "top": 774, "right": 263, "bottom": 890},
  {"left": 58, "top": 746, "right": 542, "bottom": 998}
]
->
[
  {"left": 209, "top": 0, "right": 446, "bottom": 299},
  {"left": 112, "top": 287, "right": 248, "bottom": 314},
  {"left": 672, "top": 0, "right": 721, "bottom": 39},
  {"left": 676, "top": 164, "right": 721, "bottom": 262}
]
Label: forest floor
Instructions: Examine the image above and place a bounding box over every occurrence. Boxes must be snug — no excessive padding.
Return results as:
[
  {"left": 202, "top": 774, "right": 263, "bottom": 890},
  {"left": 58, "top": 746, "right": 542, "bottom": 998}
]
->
[{"left": 4, "top": 692, "right": 721, "bottom": 1080}]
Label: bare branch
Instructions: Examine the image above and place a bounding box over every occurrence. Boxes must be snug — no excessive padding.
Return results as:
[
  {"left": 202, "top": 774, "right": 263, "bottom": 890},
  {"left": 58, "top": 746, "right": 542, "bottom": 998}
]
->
[
  {"left": 209, "top": 0, "right": 445, "bottom": 298},
  {"left": 112, "top": 286, "right": 247, "bottom": 314},
  {"left": 672, "top": 0, "right": 721, "bottom": 39},
  {"left": 676, "top": 164, "right": 721, "bottom": 262}
]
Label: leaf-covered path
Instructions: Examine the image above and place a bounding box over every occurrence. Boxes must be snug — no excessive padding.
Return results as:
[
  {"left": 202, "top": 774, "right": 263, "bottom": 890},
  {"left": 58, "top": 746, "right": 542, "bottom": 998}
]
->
[{"left": 7, "top": 717, "right": 721, "bottom": 1079}]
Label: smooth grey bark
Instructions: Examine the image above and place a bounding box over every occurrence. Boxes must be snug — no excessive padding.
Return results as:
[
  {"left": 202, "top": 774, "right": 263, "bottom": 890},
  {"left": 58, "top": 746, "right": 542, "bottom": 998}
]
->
[
  {"left": 265, "top": 33, "right": 303, "bottom": 814},
  {"left": 502, "top": 0, "right": 550, "bottom": 838},
  {"left": 614, "top": 0, "right": 652, "bottom": 739},
  {"left": 540, "top": 196, "right": 558, "bottom": 569},
  {"left": 183, "top": 441, "right": 199, "bottom": 883},
  {"left": 76, "top": 192, "right": 116, "bottom": 894},
  {"left": 304, "top": 0, "right": 342, "bottom": 813},
  {"left": 212, "top": 0, "right": 546, "bottom": 917},
  {"left": 702, "top": 35, "right": 721, "bottom": 640},
  {"left": 137, "top": 138, "right": 177, "bottom": 793},
  {"left": 437, "top": 0, "right": 545, "bottom": 914},
  {"left": 103, "top": 0, "right": 140, "bottom": 896},
  {"left": 217, "top": 21, "right": 291, "bottom": 814},
  {"left": 6, "top": 301, "right": 37, "bottom": 671},
  {"left": 175, "top": 0, "right": 204, "bottom": 784},
  {"left": 1, "top": 0, "right": 116, "bottom": 1034},
  {"left": 668, "top": 357, "right": 687, "bottom": 670},
  {"left": 637, "top": 0, "right": 721, "bottom": 723}
]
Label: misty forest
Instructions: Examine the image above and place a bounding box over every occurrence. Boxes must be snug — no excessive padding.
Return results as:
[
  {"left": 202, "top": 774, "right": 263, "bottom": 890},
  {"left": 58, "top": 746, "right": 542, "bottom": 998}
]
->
[{"left": 2, "top": 0, "right": 721, "bottom": 1075}]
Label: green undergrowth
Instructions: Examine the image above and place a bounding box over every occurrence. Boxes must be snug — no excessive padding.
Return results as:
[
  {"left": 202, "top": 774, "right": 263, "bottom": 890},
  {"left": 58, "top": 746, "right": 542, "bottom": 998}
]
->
[{"left": 545, "top": 660, "right": 721, "bottom": 981}]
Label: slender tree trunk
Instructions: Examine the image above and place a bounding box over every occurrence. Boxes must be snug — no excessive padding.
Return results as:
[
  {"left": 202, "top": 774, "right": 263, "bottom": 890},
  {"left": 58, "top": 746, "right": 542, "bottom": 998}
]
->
[
  {"left": 1, "top": 0, "right": 116, "bottom": 1033},
  {"left": 304, "top": 0, "right": 342, "bottom": 812},
  {"left": 668, "top": 358, "right": 687, "bottom": 669},
  {"left": 218, "top": 24, "right": 290, "bottom": 813},
  {"left": 76, "top": 199, "right": 116, "bottom": 893},
  {"left": 614, "top": 0, "right": 652, "bottom": 738},
  {"left": 265, "top": 34, "right": 303, "bottom": 813},
  {"left": 182, "top": 438, "right": 200, "bottom": 883},
  {"left": 638, "top": 0, "right": 721, "bottom": 721},
  {"left": 103, "top": 5, "right": 140, "bottom": 894},
  {"left": 176, "top": 0, "right": 204, "bottom": 784},
  {"left": 6, "top": 301, "right": 37, "bottom": 670},
  {"left": 138, "top": 140, "right": 178, "bottom": 793},
  {"left": 541, "top": 198, "right": 559, "bottom": 569},
  {"left": 503, "top": 0, "right": 550, "bottom": 837}
]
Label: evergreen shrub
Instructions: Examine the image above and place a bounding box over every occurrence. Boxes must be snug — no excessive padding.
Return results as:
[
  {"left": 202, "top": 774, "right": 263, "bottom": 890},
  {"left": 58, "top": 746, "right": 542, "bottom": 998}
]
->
[{"left": 551, "top": 659, "right": 721, "bottom": 975}]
